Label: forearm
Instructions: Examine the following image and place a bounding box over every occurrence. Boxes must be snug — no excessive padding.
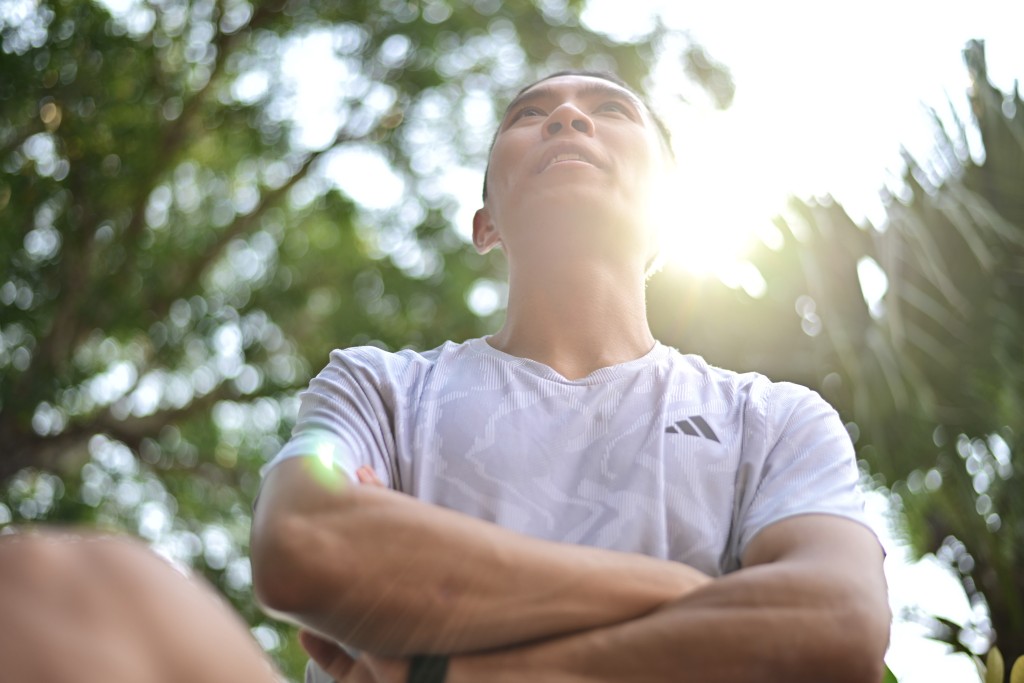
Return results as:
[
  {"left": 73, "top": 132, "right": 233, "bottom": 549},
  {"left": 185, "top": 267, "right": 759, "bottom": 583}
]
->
[
  {"left": 449, "top": 515, "right": 891, "bottom": 683},
  {"left": 251, "top": 456, "right": 709, "bottom": 656},
  {"left": 450, "top": 560, "right": 890, "bottom": 683}
]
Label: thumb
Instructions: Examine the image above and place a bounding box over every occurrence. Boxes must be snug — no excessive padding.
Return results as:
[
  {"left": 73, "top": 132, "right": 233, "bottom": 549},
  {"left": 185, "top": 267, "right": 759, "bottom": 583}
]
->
[{"left": 299, "top": 630, "right": 356, "bottom": 680}]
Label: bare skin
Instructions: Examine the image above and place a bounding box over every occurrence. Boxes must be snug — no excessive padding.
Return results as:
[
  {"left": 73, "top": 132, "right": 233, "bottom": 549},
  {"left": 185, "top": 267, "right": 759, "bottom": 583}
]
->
[
  {"left": 444, "top": 515, "right": 889, "bottom": 683},
  {"left": 471, "top": 76, "right": 664, "bottom": 380},
  {"left": 0, "top": 530, "right": 280, "bottom": 683},
  {"left": 252, "top": 459, "right": 711, "bottom": 656},
  {"left": 289, "top": 470, "right": 890, "bottom": 683}
]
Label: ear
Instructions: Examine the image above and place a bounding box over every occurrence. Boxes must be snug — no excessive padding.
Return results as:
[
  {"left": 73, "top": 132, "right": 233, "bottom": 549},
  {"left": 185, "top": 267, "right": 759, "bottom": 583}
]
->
[{"left": 472, "top": 208, "right": 502, "bottom": 254}]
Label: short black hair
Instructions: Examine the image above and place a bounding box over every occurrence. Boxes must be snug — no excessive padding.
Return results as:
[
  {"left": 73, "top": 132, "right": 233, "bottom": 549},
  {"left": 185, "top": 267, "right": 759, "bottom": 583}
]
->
[{"left": 481, "top": 70, "right": 674, "bottom": 201}]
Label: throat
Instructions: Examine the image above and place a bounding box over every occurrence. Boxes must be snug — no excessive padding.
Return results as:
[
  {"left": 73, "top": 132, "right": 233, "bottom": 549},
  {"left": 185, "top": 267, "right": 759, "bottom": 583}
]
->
[{"left": 489, "top": 279, "right": 655, "bottom": 380}]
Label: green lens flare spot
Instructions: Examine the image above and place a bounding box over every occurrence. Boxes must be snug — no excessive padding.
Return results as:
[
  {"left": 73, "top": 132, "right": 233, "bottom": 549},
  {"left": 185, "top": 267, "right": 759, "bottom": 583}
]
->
[{"left": 304, "top": 439, "right": 348, "bottom": 492}]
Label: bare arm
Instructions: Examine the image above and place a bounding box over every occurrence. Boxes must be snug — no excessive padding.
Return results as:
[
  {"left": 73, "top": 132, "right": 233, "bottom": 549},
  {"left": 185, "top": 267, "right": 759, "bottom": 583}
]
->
[
  {"left": 250, "top": 456, "right": 710, "bottom": 656},
  {"left": 447, "top": 515, "right": 890, "bottom": 683}
]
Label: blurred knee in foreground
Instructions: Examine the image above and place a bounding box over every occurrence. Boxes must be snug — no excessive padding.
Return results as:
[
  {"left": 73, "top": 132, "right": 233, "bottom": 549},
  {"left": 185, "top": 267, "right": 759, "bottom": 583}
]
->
[{"left": 0, "top": 529, "right": 279, "bottom": 683}]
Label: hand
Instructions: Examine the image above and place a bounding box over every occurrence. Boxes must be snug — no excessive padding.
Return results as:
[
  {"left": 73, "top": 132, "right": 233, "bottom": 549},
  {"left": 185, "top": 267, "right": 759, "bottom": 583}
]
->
[{"left": 300, "top": 630, "right": 408, "bottom": 683}]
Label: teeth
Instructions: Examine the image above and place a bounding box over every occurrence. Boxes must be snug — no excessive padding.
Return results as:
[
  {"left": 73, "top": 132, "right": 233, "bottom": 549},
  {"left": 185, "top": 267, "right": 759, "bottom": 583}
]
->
[{"left": 549, "top": 153, "right": 586, "bottom": 165}]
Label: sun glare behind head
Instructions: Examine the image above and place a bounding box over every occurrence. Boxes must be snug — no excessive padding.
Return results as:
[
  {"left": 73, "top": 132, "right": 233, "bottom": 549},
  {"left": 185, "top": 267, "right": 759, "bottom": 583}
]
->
[
  {"left": 651, "top": 106, "right": 788, "bottom": 290},
  {"left": 651, "top": 163, "right": 762, "bottom": 280}
]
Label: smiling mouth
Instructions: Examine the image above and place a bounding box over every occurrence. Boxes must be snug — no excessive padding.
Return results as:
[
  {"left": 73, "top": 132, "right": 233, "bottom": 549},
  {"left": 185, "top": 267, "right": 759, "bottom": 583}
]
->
[{"left": 545, "top": 153, "right": 593, "bottom": 169}]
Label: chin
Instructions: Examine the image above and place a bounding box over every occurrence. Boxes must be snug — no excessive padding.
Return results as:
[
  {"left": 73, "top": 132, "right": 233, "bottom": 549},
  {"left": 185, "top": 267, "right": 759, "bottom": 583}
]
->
[{"left": 534, "top": 186, "right": 624, "bottom": 216}]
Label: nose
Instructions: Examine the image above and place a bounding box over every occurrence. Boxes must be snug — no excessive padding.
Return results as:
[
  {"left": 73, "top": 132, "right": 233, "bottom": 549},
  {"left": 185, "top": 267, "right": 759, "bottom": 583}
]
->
[{"left": 543, "top": 103, "right": 594, "bottom": 139}]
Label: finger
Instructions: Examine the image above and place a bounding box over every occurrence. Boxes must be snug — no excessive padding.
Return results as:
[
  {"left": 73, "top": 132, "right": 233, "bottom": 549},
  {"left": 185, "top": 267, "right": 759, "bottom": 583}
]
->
[
  {"left": 362, "top": 653, "right": 409, "bottom": 682},
  {"left": 356, "top": 466, "right": 385, "bottom": 487},
  {"left": 299, "top": 630, "right": 356, "bottom": 680}
]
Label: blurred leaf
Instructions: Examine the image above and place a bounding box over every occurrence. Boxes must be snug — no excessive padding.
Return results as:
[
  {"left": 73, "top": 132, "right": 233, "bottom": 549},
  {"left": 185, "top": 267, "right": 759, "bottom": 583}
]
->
[
  {"left": 989, "top": 647, "right": 1006, "bottom": 683},
  {"left": 1010, "top": 655, "right": 1024, "bottom": 683}
]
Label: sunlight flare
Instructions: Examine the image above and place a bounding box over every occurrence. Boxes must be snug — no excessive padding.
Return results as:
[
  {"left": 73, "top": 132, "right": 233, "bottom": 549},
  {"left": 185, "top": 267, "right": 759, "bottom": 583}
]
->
[{"left": 651, "top": 107, "right": 782, "bottom": 291}]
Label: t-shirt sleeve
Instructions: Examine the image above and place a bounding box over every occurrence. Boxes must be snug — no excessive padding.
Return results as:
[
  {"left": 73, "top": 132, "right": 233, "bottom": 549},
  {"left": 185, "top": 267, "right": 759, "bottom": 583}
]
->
[
  {"left": 735, "top": 381, "right": 870, "bottom": 562},
  {"left": 261, "top": 347, "right": 401, "bottom": 488}
]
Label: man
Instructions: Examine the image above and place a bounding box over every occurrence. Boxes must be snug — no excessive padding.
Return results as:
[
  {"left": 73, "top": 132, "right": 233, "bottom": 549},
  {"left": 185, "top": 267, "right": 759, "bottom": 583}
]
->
[
  {"left": 0, "top": 71, "right": 889, "bottom": 683},
  {"left": 250, "top": 70, "right": 891, "bottom": 682}
]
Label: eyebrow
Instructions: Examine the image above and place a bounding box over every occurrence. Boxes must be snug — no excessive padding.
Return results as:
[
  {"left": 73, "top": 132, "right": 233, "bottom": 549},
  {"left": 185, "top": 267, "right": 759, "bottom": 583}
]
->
[{"left": 501, "top": 81, "right": 647, "bottom": 124}]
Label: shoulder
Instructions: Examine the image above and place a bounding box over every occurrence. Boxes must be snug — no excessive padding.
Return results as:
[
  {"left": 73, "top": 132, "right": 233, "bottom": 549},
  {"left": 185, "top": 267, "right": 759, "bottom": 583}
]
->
[
  {"left": 310, "top": 338, "right": 485, "bottom": 395},
  {"left": 656, "top": 347, "right": 779, "bottom": 405},
  {"left": 657, "top": 348, "right": 843, "bottom": 441},
  {"left": 324, "top": 339, "right": 473, "bottom": 374},
  {"left": 677, "top": 349, "right": 828, "bottom": 402}
]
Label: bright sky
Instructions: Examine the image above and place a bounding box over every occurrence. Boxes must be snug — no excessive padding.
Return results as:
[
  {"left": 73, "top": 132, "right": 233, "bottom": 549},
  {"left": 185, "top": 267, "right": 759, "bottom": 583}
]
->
[
  {"left": 583, "top": 0, "right": 1023, "bottom": 280},
  {"left": 574, "top": 2, "right": 1019, "bottom": 680}
]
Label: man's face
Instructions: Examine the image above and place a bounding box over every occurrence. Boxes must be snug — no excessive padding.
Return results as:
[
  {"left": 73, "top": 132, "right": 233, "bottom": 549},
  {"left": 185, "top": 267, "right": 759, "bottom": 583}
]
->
[{"left": 475, "top": 75, "right": 668, "bottom": 266}]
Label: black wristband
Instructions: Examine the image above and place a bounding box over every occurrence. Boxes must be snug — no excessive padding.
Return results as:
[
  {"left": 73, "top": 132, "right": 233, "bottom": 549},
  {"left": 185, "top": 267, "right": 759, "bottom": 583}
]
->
[{"left": 407, "top": 654, "right": 449, "bottom": 683}]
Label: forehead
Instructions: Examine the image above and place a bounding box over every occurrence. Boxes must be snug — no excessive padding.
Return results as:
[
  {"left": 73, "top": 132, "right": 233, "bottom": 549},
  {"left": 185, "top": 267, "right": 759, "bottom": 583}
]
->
[{"left": 502, "top": 75, "right": 648, "bottom": 119}]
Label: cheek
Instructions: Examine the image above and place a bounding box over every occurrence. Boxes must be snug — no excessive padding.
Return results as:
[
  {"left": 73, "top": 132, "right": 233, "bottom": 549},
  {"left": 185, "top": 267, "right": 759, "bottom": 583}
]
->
[
  {"left": 487, "top": 133, "right": 529, "bottom": 182},
  {"left": 483, "top": 159, "right": 516, "bottom": 212}
]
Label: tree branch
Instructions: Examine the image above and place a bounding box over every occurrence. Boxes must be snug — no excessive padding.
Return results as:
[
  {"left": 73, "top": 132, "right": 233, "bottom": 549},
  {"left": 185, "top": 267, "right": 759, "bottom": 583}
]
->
[
  {"left": 24, "top": 2, "right": 266, "bottom": 398},
  {"left": 148, "top": 131, "right": 351, "bottom": 320},
  {"left": 121, "top": 0, "right": 245, "bottom": 252},
  {"left": 0, "top": 380, "right": 244, "bottom": 484}
]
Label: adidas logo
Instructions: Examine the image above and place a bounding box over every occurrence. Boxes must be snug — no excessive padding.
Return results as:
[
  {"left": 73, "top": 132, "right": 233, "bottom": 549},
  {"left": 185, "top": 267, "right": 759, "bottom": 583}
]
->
[{"left": 665, "top": 415, "right": 719, "bottom": 442}]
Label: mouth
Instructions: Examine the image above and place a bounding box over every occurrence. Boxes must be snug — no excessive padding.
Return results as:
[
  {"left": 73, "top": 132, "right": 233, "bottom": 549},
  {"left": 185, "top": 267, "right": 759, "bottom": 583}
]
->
[
  {"left": 549, "top": 153, "right": 589, "bottom": 166},
  {"left": 539, "top": 147, "right": 599, "bottom": 172}
]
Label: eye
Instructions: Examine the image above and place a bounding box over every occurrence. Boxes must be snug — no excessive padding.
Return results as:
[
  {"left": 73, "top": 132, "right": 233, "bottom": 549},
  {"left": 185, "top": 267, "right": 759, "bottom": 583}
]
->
[
  {"left": 595, "top": 101, "right": 632, "bottom": 116},
  {"left": 511, "top": 105, "right": 546, "bottom": 121}
]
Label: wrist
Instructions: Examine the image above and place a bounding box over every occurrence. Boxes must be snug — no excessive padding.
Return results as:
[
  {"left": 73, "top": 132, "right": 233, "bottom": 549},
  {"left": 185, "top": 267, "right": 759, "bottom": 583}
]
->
[
  {"left": 407, "top": 654, "right": 449, "bottom": 683},
  {"left": 447, "top": 632, "right": 586, "bottom": 683}
]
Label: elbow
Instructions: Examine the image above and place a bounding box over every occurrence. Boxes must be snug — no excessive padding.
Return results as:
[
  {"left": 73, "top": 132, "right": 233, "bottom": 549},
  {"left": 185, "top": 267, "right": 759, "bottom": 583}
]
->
[
  {"left": 250, "top": 509, "right": 313, "bottom": 615},
  {"left": 821, "top": 600, "right": 891, "bottom": 683},
  {"left": 250, "top": 496, "right": 359, "bottom": 616},
  {"left": 249, "top": 457, "right": 360, "bottom": 615},
  {"left": 834, "top": 650, "right": 887, "bottom": 683}
]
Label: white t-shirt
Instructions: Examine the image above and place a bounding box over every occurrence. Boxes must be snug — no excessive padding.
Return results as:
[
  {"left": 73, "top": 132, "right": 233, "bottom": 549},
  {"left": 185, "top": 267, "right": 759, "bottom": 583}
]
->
[{"left": 265, "top": 337, "right": 868, "bottom": 576}]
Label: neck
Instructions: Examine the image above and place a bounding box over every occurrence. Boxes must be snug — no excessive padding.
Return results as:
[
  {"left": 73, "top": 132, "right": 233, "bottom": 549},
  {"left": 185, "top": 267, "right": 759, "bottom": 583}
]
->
[{"left": 487, "top": 258, "right": 655, "bottom": 380}]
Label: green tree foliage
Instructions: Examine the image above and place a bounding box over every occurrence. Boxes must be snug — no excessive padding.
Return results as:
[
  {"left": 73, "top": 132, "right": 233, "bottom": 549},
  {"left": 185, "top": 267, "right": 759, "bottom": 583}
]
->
[
  {"left": 0, "top": 0, "right": 730, "bottom": 677},
  {"left": 649, "top": 40, "right": 1023, "bottom": 664}
]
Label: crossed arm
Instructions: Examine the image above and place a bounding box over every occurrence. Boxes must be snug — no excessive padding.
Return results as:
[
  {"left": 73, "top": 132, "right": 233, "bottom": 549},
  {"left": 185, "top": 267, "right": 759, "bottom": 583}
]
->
[
  {"left": 250, "top": 456, "right": 890, "bottom": 682},
  {"left": 448, "top": 514, "right": 890, "bottom": 682}
]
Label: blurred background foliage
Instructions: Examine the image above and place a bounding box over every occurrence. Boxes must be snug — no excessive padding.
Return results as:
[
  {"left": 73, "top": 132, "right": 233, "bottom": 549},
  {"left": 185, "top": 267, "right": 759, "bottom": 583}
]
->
[
  {"left": 650, "top": 39, "right": 1023, "bottom": 666},
  {"left": 1, "top": 0, "right": 1021, "bottom": 677},
  {"left": 0, "top": 0, "right": 729, "bottom": 676}
]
